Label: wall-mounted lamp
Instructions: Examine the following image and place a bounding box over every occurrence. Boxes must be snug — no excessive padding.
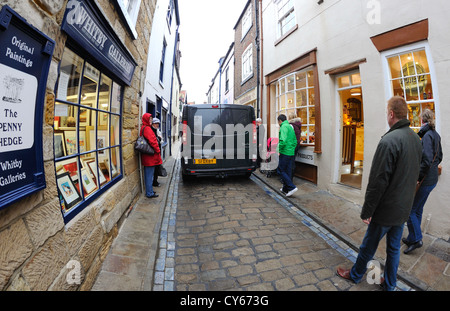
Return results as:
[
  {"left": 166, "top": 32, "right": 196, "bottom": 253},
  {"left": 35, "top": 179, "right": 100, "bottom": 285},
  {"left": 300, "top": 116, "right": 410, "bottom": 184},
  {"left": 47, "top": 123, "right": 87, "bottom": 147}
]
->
[{"left": 318, "top": 0, "right": 324, "bottom": 4}]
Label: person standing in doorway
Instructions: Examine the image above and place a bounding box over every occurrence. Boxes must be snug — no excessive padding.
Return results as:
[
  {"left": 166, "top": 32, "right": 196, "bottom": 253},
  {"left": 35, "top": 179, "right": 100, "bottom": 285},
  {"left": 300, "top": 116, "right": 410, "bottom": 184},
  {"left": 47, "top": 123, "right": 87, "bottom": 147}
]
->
[
  {"left": 336, "top": 96, "right": 422, "bottom": 291},
  {"left": 277, "top": 114, "right": 298, "bottom": 197},
  {"left": 140, "top": 113, "right": 162, "bottom": 198},
  {"left": 404, "top": 109, "right": 443, "bottom": 254}
]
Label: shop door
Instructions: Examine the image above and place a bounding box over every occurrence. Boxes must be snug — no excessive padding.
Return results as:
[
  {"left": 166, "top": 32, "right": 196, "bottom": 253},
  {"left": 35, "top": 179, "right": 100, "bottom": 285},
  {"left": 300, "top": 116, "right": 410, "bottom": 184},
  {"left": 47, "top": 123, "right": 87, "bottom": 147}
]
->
[{"left": 337, "top": 72, "right": 364, "bottom": 189}]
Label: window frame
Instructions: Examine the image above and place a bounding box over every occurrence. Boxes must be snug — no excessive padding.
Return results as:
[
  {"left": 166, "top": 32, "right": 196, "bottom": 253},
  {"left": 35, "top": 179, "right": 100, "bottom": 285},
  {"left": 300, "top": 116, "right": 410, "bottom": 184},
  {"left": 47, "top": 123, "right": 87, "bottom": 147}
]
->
[
  {"left": 116, "top": 0, "right": 141, "bottom": 39},
  {"left": 381, "top": 41, "right": 441, "bottom": 133},
  {"left": 241, "top": 4, "right": 253, "bottom": 40},
  {"left": 276, "top": 0, "right": 296, "bottom": 39},
  {"left": 54, "top": 46, "right": 124, "bottom": 223},
  {"left": 160, "top": 39, "right": 167, "bottom": 84},
  {"left": 241, "top": 43, "right": 253, "bottom": 83},
  {"left": 275, "top": 67, "right": 316, "bottom": 146}
]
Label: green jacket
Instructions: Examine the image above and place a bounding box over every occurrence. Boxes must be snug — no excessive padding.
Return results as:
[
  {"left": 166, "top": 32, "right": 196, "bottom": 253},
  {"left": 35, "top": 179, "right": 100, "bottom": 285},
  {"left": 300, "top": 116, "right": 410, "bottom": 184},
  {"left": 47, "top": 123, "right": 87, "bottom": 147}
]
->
[{"left": 278, "top": 120, "right": 298, "bottom": 156}]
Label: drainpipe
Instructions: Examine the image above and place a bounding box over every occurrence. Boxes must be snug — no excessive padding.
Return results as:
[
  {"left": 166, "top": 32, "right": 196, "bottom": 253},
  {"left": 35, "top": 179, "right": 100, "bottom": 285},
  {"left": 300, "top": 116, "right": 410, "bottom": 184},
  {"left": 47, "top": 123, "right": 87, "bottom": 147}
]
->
[
  {"left": 255, "top": 0, "right": 261, "bottom": 118},
  {"left": 258, "top": 0, "right": 264, "bottom": 120},
  {"left": 138, "top": 66, "right": 144, "bottom": 194},
  {"left": 168, "top": 25, "right": 179, "bottom": 157}
]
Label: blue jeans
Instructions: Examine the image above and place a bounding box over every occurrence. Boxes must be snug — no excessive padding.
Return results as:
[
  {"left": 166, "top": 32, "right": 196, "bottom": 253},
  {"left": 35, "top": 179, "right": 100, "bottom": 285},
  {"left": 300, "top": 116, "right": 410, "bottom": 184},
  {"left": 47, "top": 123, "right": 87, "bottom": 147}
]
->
[
  {"left": 350, "top": 222, "right": 404, "bottom": 291},
  {"left": 144, "top": 166, "right": 156, "bottom": 197},
  {"left": 277, "top": 154, "right": 296, "bottom": 192},
  {"left": 406, "top": 183, "right": 436, "bottom": 243}
]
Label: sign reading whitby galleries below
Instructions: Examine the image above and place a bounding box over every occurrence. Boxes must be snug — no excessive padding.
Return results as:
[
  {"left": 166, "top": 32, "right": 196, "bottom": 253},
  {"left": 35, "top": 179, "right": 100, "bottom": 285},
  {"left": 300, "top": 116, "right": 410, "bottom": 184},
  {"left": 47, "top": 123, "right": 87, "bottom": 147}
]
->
[
  {"left": 61, "top": 0, "right": 136, "bottom": 86},
  {"left": 0, "top": 6, "right": 54, "bottom": 210}
]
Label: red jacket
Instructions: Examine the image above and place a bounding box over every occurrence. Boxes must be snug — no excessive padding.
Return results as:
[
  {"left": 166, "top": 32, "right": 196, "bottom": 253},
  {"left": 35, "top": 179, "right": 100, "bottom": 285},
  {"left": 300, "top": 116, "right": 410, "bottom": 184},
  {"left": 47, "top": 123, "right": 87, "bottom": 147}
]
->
[{"left": 140, "top": 113, "right": 162, "bottom": 167}]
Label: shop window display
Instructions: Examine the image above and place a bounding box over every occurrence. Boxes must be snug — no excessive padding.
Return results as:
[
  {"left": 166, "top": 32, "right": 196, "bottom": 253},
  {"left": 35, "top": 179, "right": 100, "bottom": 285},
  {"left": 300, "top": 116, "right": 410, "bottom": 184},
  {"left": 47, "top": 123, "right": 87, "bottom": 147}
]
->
[
  {"left": 276, "top": 68, "right": 315, "bottom": 145},
  {"left": 54, "top": 47, "right": 122, "bottom": 218},
  {"left": 387, "top": 49, "right": 435, "bottom": 132}
]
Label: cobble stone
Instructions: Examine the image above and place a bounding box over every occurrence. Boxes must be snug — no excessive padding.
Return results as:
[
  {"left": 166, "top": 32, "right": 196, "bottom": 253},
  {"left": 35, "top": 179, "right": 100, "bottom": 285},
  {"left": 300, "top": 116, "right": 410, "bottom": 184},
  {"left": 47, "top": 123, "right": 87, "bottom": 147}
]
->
[{"left": 171, "top": 175, "right": 364, "bottom": 291}]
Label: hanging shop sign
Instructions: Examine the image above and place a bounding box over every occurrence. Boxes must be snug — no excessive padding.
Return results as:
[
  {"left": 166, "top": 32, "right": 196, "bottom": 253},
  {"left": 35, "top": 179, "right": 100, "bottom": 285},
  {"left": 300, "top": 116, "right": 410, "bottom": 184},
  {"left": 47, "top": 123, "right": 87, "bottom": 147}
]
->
[
  {"left": 61, "top": 0, "right": 137, "bottom": 86},
  {"left": 0, "top": 6, "right": 54, "bottom": 210}
]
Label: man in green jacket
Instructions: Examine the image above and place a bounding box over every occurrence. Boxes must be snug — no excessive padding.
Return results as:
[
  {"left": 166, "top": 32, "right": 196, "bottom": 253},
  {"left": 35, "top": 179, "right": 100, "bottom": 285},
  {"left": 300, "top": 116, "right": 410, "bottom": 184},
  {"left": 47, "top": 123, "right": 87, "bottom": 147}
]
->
[
  {"left": 337, "top": 96, "right": 422, "bottom": 291},
  {"left": 277, "top": 114, "right": 298, "bottom": 197}
]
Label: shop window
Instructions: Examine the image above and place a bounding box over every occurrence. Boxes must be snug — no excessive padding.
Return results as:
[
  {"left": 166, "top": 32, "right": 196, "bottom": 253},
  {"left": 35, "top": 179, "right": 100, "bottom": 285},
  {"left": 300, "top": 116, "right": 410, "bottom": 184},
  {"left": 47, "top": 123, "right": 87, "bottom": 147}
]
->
[
  {"left": 276, "top": 68, "right": 315, "bottom": 145},
  {"left": 54, "top": 47, "right": 122, "bottom": 221},
  {"left": 386, "top": 48, "right": 436, "bottom": 132}
]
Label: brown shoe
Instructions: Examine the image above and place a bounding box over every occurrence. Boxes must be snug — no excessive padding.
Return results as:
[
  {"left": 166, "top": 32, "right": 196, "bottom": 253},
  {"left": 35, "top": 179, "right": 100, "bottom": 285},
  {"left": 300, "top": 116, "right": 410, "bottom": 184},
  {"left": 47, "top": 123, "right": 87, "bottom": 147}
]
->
[{"left": 336, "top": 267, "right": 355, "bottom": 283}]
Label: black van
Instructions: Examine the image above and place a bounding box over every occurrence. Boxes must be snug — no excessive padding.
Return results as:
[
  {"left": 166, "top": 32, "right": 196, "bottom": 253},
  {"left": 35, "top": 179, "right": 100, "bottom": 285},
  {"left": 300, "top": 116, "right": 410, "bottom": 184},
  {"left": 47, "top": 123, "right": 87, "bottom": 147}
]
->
[{"left": 180, "top": 104, "right": 257, "bottom": 181}]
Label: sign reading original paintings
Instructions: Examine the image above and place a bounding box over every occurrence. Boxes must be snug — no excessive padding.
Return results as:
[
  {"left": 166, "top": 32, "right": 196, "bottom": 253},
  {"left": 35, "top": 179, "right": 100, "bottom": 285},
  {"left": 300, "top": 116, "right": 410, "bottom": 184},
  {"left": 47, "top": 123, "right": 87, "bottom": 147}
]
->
[{"left": 0, "top": 6, "right": 54, "bottom": 210}]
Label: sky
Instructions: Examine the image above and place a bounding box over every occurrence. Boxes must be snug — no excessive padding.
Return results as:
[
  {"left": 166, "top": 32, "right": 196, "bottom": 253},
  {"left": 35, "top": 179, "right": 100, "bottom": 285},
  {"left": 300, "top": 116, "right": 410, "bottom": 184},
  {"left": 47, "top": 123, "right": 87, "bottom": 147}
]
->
[{"left": 177, "top": 0, "right": 249, "bottom": 104}]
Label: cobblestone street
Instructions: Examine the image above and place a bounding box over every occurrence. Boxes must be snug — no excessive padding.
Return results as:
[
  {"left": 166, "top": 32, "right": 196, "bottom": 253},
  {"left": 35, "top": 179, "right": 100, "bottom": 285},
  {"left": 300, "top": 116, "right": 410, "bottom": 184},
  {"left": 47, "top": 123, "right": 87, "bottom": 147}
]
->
[{"left": 152, "top": 161, "right": 382, "bottom": 291}]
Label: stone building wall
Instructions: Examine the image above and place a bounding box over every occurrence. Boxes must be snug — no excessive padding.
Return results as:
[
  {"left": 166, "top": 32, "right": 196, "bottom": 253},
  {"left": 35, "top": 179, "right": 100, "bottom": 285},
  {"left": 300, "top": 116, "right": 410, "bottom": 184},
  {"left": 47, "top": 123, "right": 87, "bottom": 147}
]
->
[{"left": 0, "top": 0, "right": 157, "bottom": 291}]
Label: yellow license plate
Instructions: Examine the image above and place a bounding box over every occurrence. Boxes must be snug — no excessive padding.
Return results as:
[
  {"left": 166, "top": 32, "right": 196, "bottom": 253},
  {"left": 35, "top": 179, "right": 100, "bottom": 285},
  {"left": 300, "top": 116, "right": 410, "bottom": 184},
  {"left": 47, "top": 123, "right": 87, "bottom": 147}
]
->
[{"left": 193, "top": 159, "right": 217, "bottom": 165}]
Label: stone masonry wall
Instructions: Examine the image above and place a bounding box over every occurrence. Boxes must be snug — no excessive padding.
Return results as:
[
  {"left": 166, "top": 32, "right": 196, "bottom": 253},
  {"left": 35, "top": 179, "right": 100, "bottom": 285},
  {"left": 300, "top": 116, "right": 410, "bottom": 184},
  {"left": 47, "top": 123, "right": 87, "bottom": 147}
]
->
[{"left": 0, "top": 0, "right": 156, "bottom": 291}]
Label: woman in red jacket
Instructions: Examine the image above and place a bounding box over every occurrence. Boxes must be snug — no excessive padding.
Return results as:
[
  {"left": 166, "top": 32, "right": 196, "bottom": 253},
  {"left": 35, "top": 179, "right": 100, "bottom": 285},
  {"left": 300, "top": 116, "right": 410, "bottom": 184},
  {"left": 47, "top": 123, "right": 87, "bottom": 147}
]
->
[{"left": 140, "top": 113, "right": 162, "bottom": 198}]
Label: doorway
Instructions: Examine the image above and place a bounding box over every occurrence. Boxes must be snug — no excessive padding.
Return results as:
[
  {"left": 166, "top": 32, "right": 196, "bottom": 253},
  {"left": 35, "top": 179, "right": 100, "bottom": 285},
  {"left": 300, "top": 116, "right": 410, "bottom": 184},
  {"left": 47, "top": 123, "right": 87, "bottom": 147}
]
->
[{"left": 337, "top": 72, "right": 364, "bottom": 189}]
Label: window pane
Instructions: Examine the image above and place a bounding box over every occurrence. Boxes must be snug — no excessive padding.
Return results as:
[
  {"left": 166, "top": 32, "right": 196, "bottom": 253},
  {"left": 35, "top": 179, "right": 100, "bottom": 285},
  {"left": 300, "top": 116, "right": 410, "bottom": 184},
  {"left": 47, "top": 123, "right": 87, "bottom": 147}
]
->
[
  {"left": 280, "top": 78, "right": 285, "bottom": 94},
  {"left": 111, "top": 82, "right": 122, "bottom": 114},
  {"left": 408, "top": 104, "right": 421, "bottom": 128},
  {"left": 111, "top": 115, "right": 120, "bottom": 146},
  {"left": 296, "top": 89, "right": 307, "bottom": 107},
  {"left": 57, "top": 49, "right": 84, "bottom": 103},
  {"left": 279, "top": 94, "right": 286, "bottom": 110},
  {"left": 99, "top": 74, "right": 112, "bottom": 111},
  {"left": 86, "top": 124, "right": 97, "bottom": 152},
  {"left": 98, "top": 111, "right": 110, "bottom": 130},
  {"left": 387, "top": 56, "right": 402, "bottom": 79},
  {"left": 56, "top": 158, "right": 81, "bottom": 210},
  {"left": 338, "top": 76, "right": 350, "bottom": 88},
  {"left": 307, "top": 70, "right": 314, "bottom": 87},
  {"left": 287, "top": 75, "right": 295, "bottom": 91},
  {"left": 111, "top": 147, "right": 121, "bottom": 178},
  {"left": 308, "top": 88, "right": 315, "bottom": 105},
  {"left": 81, "top": 63, "right": 99, "bottom": 107},
  {"left": 97, "top": 127, "right": 110, "bottom": 151},
  {"left": 402, "top": 77, "right": 419, "bottom": 101},
  {"left": 420, "top": 75, "right": 433, "bottom": 100},
  {"left": 351, "top": 73, "right": 361, "bottom": 85},
  {"left": 296, "top": 72, "right": 306, "bottom": 89},
  {"left": 413, "top": 50, "right": 430, "bottom": 74},
  {"left": 400, "top": 53, "right": 415, "bottom": 77},
  {"left": 287, "top": 92, "right": 295, "bottom": 109},
  {"left": 391, "top": 79, "right": 403, "bottom": 97}
]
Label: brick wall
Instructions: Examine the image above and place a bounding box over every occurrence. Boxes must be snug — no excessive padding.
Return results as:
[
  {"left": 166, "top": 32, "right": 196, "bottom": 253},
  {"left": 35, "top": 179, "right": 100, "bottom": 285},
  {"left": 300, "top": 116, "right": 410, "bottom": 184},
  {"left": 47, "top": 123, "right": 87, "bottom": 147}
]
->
[{"left": 234, "top": 2, "right": 258, "bottom": 100}]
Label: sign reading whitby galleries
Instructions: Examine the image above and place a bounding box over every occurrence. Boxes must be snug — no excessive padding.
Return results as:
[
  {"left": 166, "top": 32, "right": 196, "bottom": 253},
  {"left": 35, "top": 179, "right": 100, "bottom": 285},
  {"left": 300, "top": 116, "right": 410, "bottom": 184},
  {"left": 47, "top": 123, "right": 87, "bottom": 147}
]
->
[
  {"left": 0, "top": 6, "right": 54, "bottom": 210},
  {"left": 61, "top": 0, "right": 136, "bottom": 85}
]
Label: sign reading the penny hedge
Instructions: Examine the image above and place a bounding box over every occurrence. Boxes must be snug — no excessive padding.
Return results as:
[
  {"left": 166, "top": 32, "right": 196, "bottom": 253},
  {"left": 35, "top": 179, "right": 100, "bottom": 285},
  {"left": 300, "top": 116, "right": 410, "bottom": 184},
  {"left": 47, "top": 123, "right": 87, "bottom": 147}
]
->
[{"left": 0, "top": 6, "right": 54, "bottom": 210}]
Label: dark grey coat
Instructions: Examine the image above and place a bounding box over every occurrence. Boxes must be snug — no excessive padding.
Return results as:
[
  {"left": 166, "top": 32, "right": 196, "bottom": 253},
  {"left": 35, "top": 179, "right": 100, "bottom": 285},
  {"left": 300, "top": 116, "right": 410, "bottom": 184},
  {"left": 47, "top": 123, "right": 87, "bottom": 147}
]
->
[
  {"left": 418, "top": 124, "right": 443, "bottom": 187},
  {"left": 361, "top": 119, "right": 422, "bottom": 226}
]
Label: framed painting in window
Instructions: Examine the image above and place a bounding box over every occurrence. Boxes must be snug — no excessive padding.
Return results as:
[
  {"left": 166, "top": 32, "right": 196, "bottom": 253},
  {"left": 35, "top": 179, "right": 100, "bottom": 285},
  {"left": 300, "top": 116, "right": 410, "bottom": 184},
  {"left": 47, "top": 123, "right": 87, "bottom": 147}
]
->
[{"left": 57, "top": 172, "right": 82, "bottom": 210}]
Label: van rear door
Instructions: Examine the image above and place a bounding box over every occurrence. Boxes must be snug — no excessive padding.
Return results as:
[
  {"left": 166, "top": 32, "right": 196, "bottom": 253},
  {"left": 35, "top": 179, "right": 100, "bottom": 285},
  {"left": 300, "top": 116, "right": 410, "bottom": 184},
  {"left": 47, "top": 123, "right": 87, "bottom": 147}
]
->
[
  {"left": 186, "top": 105, "right": 224, "bottom": 171},
  {"left": 220, "top": 105, "right": 256, "bottom": 168}
]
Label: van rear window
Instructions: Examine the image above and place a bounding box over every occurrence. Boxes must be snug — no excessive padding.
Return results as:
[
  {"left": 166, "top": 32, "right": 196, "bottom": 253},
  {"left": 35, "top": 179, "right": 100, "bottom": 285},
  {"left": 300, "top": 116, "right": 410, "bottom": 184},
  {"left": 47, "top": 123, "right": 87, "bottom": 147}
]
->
[{"left": 220, "top": 108, "right": 251, "bottom": 126}]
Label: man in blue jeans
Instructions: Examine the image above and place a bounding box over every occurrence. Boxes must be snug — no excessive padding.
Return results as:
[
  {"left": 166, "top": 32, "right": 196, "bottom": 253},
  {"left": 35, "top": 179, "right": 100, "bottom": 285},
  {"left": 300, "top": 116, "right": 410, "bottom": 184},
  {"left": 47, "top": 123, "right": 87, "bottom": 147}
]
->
[
  {"left": 337, "top": 97, "right": 422, "bottom": 291},
  {"left": 276, "top": 114, "right": 298, "bottom": 197}
]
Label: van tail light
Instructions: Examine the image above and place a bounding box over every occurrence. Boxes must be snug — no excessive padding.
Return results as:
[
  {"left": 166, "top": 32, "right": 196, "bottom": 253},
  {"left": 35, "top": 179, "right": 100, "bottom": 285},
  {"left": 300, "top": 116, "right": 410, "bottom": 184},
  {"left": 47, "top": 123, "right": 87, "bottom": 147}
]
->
[
  {"left": 212, "top": 104, "right": 219, "bottom": 108},
  {"left": 182, "top": 120, "right": 188, "bottom": 145}
]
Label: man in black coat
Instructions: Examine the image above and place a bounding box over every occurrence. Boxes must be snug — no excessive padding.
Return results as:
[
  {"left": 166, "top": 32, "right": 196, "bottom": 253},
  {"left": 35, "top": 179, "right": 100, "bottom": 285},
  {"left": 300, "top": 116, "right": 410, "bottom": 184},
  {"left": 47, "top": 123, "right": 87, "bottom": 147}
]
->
[{"left": 337, "top": 96, "right": 422, "bottom": 291}]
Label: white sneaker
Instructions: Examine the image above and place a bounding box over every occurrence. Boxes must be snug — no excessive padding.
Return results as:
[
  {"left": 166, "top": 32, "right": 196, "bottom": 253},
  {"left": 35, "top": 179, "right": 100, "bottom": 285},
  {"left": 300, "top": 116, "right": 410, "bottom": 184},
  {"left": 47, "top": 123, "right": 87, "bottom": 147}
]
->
[{"left": 286, "top": 187, "right": 298, "bottom": 197}]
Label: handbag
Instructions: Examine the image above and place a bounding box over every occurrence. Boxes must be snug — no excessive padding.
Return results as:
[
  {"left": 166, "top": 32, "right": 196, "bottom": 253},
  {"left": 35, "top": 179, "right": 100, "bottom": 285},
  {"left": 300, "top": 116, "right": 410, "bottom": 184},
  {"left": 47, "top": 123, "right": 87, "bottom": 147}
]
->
[
  {"left": 157, "top": 164, "right": 168, "bottom": 177},
  {"left": 135, "top": 126, "right": 155, "bottom": 155}
]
